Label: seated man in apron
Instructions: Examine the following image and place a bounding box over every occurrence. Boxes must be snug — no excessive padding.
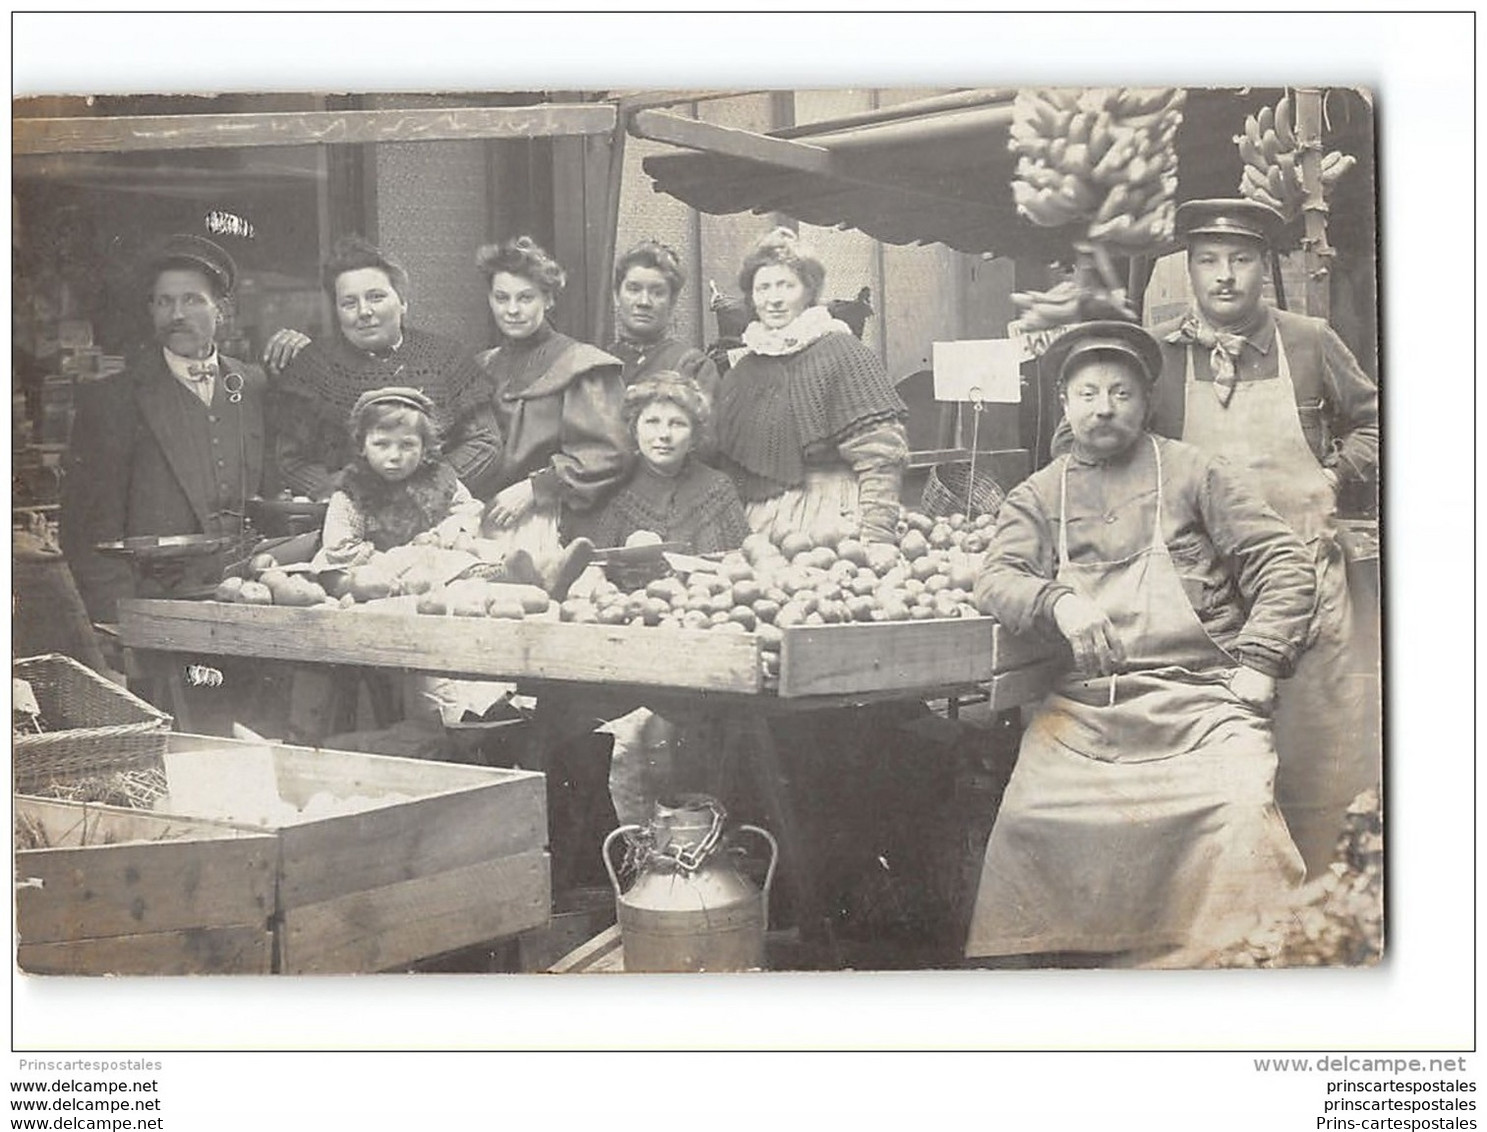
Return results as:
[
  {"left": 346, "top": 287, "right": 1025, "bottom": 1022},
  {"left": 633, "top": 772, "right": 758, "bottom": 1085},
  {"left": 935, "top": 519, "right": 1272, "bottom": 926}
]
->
[
  {"left": 1050, "top": 199, "right": 1380, "bottom": 877},
  {"left": 968, "top": 321, "right": 1316, "bottom": 967}
]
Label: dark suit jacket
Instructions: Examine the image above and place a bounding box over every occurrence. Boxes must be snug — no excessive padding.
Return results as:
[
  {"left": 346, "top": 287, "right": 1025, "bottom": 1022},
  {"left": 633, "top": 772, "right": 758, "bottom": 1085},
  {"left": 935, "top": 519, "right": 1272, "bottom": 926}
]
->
[{"left": 59, "top": 348, "right": 268, "bottom": 620}]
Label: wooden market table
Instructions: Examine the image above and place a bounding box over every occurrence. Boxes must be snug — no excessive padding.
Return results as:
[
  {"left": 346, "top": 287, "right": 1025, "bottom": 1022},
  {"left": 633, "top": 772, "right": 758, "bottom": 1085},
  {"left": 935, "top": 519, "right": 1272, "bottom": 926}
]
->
[{"left": 117, "top": 598, "right": 1063, "bottom": 965}]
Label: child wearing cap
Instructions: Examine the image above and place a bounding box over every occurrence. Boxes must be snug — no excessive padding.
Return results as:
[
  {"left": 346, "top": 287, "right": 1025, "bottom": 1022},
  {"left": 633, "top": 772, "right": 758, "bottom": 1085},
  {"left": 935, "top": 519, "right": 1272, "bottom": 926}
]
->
[{"left": 314, "top": 386, "right": 484, "bottom": 569}]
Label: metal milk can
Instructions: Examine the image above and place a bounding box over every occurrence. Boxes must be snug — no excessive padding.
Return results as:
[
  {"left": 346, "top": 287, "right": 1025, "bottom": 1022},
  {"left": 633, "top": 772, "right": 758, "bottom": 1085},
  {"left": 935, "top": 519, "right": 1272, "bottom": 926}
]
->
[{"left": 602, "top": 794, "right": 778, "bottom": 973}]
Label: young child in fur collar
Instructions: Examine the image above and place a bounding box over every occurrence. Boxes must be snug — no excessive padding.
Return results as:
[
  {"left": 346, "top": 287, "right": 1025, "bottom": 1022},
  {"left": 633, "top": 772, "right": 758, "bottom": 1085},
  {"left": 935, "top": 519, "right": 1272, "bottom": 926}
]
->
[{"left": 315, "top": 386, "right": 484, "bottom": 569}]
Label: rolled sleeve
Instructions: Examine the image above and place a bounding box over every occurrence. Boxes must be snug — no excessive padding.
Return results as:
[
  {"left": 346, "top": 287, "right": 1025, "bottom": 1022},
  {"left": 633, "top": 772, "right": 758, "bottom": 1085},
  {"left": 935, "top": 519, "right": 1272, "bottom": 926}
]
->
[
  {"left": 837, "top": 422, "right": 909, "bottom": 544},
  {"left": 973, "top": 482, "right": 1074, "bottom": 637}
]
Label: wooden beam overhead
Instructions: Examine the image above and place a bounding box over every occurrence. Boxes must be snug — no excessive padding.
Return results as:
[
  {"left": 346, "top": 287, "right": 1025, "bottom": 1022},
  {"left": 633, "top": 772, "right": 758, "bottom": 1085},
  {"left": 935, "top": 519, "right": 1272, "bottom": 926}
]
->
[
  {"left": 628, "top": 108, "right": 836, "bottom": 175},
  {"left": 12, "top": 104, "right": 617, "bottom": 155}
]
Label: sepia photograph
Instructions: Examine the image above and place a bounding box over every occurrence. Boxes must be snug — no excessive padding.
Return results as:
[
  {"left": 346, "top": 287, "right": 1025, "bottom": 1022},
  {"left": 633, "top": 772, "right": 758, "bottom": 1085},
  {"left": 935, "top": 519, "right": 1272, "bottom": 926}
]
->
[
  {"left": 10, "top": 18, "right": 1477, "bottom": 1107},
  {"left": 12, "top": 76, "right": 1383, "bottom": 981}
]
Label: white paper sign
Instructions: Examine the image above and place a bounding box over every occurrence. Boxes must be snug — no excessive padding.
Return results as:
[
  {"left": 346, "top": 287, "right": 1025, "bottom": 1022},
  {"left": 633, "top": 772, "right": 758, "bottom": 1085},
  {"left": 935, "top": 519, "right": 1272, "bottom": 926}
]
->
[{"left": 931, "top": 339, "right": 1023, "bottom": 403}]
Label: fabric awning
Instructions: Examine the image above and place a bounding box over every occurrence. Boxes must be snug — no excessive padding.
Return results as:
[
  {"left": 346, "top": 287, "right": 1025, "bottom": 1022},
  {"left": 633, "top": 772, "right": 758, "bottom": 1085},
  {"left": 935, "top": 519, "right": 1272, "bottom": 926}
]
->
[{"left": 639, "top": 87, "right": 1375, "bottom": 262}]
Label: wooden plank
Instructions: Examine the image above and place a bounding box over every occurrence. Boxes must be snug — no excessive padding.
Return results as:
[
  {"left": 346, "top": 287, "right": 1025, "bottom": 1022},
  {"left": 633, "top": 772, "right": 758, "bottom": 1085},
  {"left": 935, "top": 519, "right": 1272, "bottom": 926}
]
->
[
  {"left": 549, "top": 923, "right": 624, "bottom": 974},
  {"left": 274, "top": 779, "right": 548, "bottom": 909},
  {"left": 984, "top": 658, "right": 1066, "bottom": 712},
  {"left": 160, "top": 733, "right": 541, "bottom": 804},
  {"left": 13, "top": 105, "right": 617, "bottom": 155},
  {"left": 149, "top": 734, "right": 549, "bottom": 907},
  {"left": 266, "top": 741, "right": 542, "bottom": 809},
  {"left": 630, "top": 109, "right": 835, "bottom": 173},
  {"left": 15, "top": 800, "right": 275, "bottom": 944},
  {"left": 280, "top": 849, "right": 551, "bottom": 974},
  {"left": 990, "top": 621, "right": 1065, "bottom": 673},
  {"left": 119, "top": 601, "right": 762, "bottom": 693},
  {"left": 777, "top": 618, "right": 994, "bottom": 698},
  {"left": 18, "top": 925, "right": 273, "bottom": 976}
]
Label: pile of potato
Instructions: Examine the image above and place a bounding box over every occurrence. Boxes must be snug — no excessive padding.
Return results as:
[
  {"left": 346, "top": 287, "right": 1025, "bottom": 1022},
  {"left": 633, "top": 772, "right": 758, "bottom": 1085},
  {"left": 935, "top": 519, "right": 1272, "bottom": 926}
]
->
[
  {"left": 559, "top": 510, "right": 995, "bottom": 680},
  {"left": 210, "top": 547, "right": 552, "bottom": 619}
]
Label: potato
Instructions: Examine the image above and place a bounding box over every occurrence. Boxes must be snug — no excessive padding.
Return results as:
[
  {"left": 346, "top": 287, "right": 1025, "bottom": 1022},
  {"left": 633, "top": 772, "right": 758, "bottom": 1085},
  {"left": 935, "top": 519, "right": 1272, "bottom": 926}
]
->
[{"left": 237, "top": 581, "right": 274, "bottom": 606}]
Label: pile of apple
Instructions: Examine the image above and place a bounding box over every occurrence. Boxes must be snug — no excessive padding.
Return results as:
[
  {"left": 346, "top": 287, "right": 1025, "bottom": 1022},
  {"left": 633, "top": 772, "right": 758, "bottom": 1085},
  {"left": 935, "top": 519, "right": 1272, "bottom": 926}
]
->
[{"left": 558, "top": 510, "right": 995, "bottom": 682}]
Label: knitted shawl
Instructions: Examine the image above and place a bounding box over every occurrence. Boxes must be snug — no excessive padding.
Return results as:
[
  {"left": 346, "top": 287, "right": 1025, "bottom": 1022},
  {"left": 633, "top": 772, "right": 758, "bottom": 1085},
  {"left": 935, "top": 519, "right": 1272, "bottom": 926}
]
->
[
  {"left": 715, "top": 331, "right": 907, "bottom": 503},
  {"left": 335, "top": 458, "right": 462, "bottom": 551},
  {"left": 276, "top": 325, "right": 488, "bottom": 448},
  {"left": 588, "top": 459, "right": 751, "bottom": 555}
]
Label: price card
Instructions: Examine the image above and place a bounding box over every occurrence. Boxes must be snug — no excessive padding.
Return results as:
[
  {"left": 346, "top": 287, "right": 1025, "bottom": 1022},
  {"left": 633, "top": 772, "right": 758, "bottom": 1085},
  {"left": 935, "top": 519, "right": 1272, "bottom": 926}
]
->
[{"left": 932, "top": 339, "right": 1023, "bottom": 403}]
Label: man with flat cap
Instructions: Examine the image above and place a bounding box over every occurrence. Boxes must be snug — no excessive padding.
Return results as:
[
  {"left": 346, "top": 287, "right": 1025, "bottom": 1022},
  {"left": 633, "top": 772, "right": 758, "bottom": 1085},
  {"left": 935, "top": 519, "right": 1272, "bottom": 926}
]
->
[
  {"left": 969, "top": 321, "right": 1314, "bottom": 965},
  {"left": 61, "top": 234, "right": 269, "bottom": 622},
  {"left": 1057, "top": 198, "right": 1379, "bottom": 877}
]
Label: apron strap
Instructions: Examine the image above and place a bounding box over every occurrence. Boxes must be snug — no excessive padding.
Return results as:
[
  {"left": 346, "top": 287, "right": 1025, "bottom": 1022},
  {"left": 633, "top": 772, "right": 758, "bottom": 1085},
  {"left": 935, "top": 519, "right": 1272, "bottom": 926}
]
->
[
  {"left": 1057, "top": 454, "right": 1072, "bottom": 567},
  {"left": 1148, "top": 435, "right": 1166, "bottom": 554},
  {"left": 1274, "top": 323, "right": 1291, "bottom": 384},
  {"left": 1057, "top": 439, "right": 1166, "bottom": 563}
]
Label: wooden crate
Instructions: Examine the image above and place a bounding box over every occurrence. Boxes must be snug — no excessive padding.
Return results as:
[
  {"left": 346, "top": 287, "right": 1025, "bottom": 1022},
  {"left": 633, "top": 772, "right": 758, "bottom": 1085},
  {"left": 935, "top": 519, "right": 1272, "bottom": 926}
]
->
[
  {"left": 776, "top": 619, "right": 1062, "bottom": 699},
  {"left": 119, "top": 599, "right": 762, "bottom": 694},
  {"left": 152, "top": 733, "right": 552, "bottom": 974},
  {"left": 14, "top": 796, "right": 276, "bottom": 975}
]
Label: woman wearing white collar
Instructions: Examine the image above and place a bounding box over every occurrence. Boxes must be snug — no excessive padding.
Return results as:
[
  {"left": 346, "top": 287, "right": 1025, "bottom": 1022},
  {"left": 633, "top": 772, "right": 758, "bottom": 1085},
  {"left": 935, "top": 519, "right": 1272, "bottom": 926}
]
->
[{"left": 714, "top": 227, "right": 909, "bottom": 547}]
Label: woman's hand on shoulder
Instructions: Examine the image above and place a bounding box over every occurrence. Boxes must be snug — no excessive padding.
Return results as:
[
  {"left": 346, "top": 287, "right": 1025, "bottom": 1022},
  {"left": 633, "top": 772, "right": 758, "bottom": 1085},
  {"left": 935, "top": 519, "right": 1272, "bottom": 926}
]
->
[{"left": 262, "top": 329, "right": 312, "bottom": 373}]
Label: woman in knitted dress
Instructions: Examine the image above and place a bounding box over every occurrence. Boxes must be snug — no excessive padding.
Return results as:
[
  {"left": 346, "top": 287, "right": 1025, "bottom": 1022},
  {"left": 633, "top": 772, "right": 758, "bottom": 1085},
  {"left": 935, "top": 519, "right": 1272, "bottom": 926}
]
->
[
  {"left": 715, "top": 227, "right": 909, "bottom": 547},
  {"left": 269, "top": 236, "right": 503, "bottom": 502},
  {"left": 474, "top": 236, "right": 631, "bottom": 587},
  {"left": 587, "top": 371, "right": 748, "bottom": 554}
]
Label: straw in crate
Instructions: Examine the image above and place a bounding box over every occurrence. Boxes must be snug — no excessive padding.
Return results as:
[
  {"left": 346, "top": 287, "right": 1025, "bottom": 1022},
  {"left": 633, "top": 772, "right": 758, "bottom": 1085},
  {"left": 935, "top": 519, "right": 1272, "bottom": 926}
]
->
[{"left": 13, "top": 654, "right": 172, "bottom": 795}]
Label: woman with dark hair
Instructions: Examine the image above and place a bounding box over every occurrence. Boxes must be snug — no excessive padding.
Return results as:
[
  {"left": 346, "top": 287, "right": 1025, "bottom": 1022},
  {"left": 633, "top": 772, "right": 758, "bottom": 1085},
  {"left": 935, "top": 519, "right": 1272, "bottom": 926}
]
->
[
  {"left": 607, "top": 239, "right": 719, "bottom": 406},
  {"left": 474, "top": 236, "right": 630, "bottom": 581},
  {"left": 587, "top": 370, "right": 747, "bottom": 554},
  {"left": 269, "top": 235, "right": 502, "bottom": 502},
  {"left": 715, "top": 227, "right": 909, "bottom": 546}
]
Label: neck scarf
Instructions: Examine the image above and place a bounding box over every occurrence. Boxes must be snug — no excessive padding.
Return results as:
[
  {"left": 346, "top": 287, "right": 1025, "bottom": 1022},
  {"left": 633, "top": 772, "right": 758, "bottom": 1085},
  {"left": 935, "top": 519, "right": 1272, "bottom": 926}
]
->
[
  {"left": 741, "top": 305, "right": 852, "bottom": 357},
  {"left": 1164, "top": 307, "right": 1268, "bottom": 407}
]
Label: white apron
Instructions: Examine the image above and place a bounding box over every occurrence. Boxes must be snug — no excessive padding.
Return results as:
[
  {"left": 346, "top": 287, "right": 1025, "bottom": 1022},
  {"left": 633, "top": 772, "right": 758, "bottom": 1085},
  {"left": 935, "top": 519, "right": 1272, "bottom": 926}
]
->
[
  {"left": 1182, "top": 336, "right": 1378, "bottom": 877},
  {"left": 965, "top": 438, "right": 1302, "bottom": 959},
  {"left": 743, "top": 466, "right": 861, "bottom": 546}
]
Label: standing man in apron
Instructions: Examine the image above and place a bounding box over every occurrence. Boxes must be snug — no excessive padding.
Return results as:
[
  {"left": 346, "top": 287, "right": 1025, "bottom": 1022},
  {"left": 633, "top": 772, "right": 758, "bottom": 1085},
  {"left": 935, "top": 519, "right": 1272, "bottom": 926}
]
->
[
  {"left": 1049, "top": 200, "right": 1380, "bottom": 877},
  {"left": 969, "top": 321, "right": 1314, "bottom": 964}
]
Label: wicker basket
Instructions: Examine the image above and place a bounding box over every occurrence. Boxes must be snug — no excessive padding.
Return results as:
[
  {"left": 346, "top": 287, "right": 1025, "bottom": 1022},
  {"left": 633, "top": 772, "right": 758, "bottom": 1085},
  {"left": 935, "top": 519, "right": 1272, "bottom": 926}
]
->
[
  {"left": 13, "top": 654, "right": 172, "bottom": 792},
  {"left": 921, "top": 460, "right": 1007, "bottom": 522}
]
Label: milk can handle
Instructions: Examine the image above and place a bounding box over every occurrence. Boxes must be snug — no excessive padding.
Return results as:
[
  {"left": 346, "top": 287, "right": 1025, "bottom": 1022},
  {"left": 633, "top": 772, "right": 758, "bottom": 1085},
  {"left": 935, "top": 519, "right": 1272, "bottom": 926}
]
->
[
  {"left": 601, "top": 825, "right": 644, "bottom": 899},
  {"left": 737, "top": 824, "right": 780, "bottom": 926}
]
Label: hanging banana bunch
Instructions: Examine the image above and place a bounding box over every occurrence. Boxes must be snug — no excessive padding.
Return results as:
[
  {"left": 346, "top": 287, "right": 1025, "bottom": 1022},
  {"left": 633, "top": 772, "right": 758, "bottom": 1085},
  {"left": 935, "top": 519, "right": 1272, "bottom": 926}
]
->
[
  {"left": 1236, "top": 92, "right": 1357, "bottom": 220},
  {"left": 1008, "top": 87, "right": 1186, "bottom": 333}
]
